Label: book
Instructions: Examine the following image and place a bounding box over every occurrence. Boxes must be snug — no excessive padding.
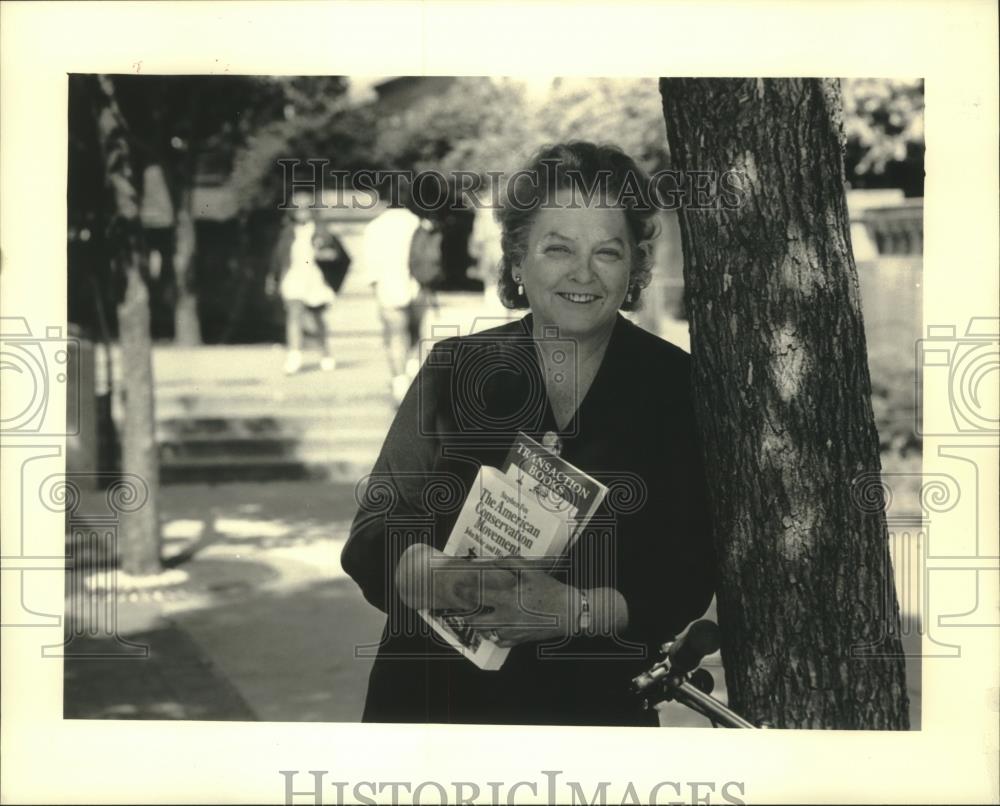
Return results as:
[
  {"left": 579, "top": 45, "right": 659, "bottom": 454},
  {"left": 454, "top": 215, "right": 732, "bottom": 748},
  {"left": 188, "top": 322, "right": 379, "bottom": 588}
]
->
[
  {"left": 501, "top": 432, "right": 608, "bottom": 544},
  {"left": 418, "top": 433, "right": 609, "bottom": 670}
]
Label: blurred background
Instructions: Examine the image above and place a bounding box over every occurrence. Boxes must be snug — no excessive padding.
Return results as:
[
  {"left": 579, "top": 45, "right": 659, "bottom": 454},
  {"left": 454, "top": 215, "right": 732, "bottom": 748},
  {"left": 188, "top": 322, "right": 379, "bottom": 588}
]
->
[{"left": 63, "top": 76, "right": 923, "bottom": 725}]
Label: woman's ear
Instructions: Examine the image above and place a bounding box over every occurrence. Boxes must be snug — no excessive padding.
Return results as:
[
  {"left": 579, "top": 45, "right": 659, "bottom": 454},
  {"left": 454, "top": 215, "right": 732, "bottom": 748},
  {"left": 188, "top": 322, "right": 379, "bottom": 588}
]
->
[{"left": 636, "top": 240, "right": 653, "bottom": 265}]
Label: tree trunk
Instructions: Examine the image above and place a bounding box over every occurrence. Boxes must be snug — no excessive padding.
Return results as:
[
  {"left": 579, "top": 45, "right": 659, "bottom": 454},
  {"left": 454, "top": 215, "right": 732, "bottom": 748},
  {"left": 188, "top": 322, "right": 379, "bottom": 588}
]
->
[
  {"left": 659, "top": 78, "right": 909, "bottom": 729},
  {"left": 93, "top": 75, "right": 162, "bottom": 575},
  {"left": 172, "top": 188, "right": 202, "bottom": 345}
]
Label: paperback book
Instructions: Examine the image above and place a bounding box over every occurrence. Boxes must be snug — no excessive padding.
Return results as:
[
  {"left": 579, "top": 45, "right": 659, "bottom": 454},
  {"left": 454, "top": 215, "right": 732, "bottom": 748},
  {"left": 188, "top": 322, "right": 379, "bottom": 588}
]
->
[{"left": 418, "top": 433, "right": 608, "bottom": 670}]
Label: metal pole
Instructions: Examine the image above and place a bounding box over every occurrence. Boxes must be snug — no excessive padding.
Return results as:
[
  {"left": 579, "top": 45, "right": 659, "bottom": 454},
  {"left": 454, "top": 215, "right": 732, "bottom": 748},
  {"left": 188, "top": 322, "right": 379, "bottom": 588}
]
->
[{"left": 672, "top": 681, "right": 758, "bottom": 729}]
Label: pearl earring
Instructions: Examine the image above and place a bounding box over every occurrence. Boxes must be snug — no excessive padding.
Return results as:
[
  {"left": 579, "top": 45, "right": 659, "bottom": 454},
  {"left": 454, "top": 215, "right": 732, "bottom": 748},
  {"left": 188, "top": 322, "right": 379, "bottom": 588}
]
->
[
  {"left": 515, "top": 276, "right": 524, "bottom": 297},
  {"left": 625, "top": 288, "right": 634, "bottom": 304}
]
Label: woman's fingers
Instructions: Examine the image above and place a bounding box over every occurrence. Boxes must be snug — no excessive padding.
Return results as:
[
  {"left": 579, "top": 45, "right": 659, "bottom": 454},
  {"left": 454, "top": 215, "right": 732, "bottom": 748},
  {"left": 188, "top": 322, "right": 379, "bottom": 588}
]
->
[
  {"left": 448, "top": 568, "right": 515, "bottom": 605},
  {"left": 475, "top": 625, "right": 560, "bottom": 648}
]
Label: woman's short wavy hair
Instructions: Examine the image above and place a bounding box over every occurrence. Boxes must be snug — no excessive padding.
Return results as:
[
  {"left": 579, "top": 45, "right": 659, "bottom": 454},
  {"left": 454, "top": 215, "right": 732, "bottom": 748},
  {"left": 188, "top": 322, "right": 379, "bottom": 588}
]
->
[{"left": 495, "top": 141, "right": 660, "bottom": 311}]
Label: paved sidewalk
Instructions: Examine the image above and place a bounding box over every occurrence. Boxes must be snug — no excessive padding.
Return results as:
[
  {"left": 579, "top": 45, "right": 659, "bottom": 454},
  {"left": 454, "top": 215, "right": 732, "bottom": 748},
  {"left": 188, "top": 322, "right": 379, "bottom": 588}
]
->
[
  {"left": 64, "top": 480, "right": 385, "bottom": 723},
  {"left": 64, "top": 617, "right": 257, "bottom": 721}
]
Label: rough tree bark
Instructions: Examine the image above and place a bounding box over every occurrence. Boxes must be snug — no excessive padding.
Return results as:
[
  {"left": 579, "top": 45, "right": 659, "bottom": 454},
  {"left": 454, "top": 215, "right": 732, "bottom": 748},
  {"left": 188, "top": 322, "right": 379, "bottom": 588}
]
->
[
  {"left": 659, "top": 78, "right": 909, "bottom": 729},
  {"left": 92, "top": 75, "right": 162, "bottom": 575}
]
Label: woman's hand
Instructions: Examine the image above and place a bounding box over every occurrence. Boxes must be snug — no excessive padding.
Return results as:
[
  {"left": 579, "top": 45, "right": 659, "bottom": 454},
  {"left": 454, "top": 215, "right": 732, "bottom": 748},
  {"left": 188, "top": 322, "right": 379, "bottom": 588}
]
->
[
  {"left": 396, "top": 547, "right": 629, "bottom": 648},
  {"left": 460, "top": 565, "right": 579, "bottom": 648},
  {"left": 395, "top": 543, "right": 516, "bottom": 613}
]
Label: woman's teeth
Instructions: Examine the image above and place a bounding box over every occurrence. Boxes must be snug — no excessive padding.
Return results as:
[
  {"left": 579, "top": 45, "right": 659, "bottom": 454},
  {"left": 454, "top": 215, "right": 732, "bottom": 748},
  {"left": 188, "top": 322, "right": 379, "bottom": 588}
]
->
[{"left": 558, "top": 293, "right": 599, "bottom": 304}]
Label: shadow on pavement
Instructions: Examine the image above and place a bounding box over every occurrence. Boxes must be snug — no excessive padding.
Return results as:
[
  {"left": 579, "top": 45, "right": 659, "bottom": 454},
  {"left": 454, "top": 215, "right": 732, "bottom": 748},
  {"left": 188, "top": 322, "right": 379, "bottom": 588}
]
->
[
  {"left": 63, "top": 574, "right": 384, "bottom": 724},
  {"left": 64, "top": 622, "right": 257, "bottom": 721},
  {"left": 173, "top": 575, "right": 384, "bottom": 723}
]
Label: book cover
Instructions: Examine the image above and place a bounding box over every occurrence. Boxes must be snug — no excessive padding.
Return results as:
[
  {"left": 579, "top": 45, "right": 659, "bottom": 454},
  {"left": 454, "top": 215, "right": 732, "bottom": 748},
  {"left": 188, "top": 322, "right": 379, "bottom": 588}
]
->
[
  {"left": 418, "top": 435, "right": 610, "bottom": 670},
  {"left": 418, "top": 464, "right": 570, "bottom": 670},
  {"left": 501, "top": 432, "right": 609, "bottom": 543}
]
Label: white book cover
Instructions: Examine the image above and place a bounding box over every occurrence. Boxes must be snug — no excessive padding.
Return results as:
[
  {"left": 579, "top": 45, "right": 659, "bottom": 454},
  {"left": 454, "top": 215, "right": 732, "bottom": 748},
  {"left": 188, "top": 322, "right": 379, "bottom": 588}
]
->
[{"left": 418, "top": 464, "right": 572, "bottom": 670}]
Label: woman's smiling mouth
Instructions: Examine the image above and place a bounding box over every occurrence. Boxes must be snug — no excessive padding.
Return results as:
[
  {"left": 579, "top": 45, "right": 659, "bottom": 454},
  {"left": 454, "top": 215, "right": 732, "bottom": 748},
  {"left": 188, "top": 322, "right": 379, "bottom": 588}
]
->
[{"left": 556, "top": 292, "right": 602, "bottom": 304}]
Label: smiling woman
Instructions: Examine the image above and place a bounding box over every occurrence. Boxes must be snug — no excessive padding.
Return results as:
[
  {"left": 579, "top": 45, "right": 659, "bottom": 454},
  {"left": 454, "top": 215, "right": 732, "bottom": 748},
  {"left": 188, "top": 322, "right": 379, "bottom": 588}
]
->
[
  {"left": 497, "top": 143, "right": 663, "bottom": 429},
  {"left": 340, "top": 141, "right": 716, "bottom": 726},
  {"left": 497, "top": 142, "right": 660, "bottom": 316},
  {"left": 516, "top": 196, "right": 632, "bottom": 341}
]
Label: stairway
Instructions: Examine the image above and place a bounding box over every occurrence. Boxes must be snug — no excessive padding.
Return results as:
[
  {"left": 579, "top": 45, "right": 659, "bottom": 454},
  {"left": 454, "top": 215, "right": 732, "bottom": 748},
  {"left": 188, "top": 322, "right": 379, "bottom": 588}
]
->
[
  {"left": 153, "top": 288, "right": 391, "bottom": 482},
  {"left": 104, "top": 289, "right": 505, "bottom": 483},
  {"left": 157, "top": 357, "right": 392, "bottom": 484}
]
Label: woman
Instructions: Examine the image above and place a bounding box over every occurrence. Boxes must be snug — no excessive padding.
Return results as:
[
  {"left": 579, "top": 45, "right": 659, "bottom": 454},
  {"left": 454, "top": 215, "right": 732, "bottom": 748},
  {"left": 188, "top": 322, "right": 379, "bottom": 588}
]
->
[
  {"left": 341, "top": 142, "right": 716, "bottom": 726},
  {"left": 271, "top": 206, "right": 338, "bottom": 375}
]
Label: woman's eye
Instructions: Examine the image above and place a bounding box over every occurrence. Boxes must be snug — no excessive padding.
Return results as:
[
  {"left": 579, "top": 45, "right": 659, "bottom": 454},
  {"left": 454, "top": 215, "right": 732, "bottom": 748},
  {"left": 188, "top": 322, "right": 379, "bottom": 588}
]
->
[
  {"left": 545, "top": 245, "right": 570, "bottom": 255},
  {"left": 597, "top": 249, "right": 623, "bottom": 259}
]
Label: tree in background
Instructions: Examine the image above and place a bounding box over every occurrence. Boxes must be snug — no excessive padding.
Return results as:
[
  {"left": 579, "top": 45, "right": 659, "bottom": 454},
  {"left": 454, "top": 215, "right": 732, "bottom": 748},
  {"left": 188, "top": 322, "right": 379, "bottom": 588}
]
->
[
  {"left": 229, "top": 76, "right": 371, "bottom": 211},
  {"left": 366, "top": 76, "right": 923, "bottom": 194},
  {"left": 842, "top": 78, "right": 924, "bottom": 196},
  {"left": 368, "top": 77, "right": 670, "bottom": 179},
  {"left": 70, "top": 75, "right": 355, "bottom": 345},
  {"left": 117, "top": 75, "right": 353, "bottom": 345},
  {"left": 370, "top": 77, "right": 529, "bottom": 176},
  {"left": 68, "top": 75, "right": 363, "bottom": 570},
  {"left": 69, "top": 75, "right": 925, "bottom": 347},
  {"left": 532, "top": 77, "right": 669, "bottom": 173},
  {"left": 659, "top": 77, "right": 909, "bottom": 729},
  {"left": 89, "top": 75, "right": 161, "bottom": 576}
]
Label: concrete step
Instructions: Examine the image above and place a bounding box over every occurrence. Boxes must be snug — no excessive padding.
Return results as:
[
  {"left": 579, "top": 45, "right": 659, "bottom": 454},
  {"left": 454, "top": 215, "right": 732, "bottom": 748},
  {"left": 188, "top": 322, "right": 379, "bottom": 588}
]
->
[
  {"left": 155, "top": 418, "right": 390, "bottom": 441},
  {"left": 155, "top": 402, "right": 392, "bottom": 423},
  {"left": 100, "top": 291, "right": 503, "bottom": 483},
  {"left": 159, "top": 452, "right": 378, "bottom": 484},
  {"left": 158, "top": 432, "right": 387, "bottom": 458}
]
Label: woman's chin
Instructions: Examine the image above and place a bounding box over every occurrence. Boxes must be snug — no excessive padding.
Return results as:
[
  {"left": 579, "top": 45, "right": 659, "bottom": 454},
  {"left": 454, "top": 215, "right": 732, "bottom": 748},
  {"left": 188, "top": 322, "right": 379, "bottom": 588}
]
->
[{"left": 544, "top": 305, "right": 614, "bottom": 337}]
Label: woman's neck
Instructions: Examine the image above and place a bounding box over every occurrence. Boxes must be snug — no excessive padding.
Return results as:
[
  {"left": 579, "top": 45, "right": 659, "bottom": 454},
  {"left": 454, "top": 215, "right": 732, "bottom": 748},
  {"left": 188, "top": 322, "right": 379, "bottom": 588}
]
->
[
  {"left": 530, "top": 317, "right": 614, "bottom": 430},
  {"left": 532, "top": 317, "right": 615, "bottom": 369}
]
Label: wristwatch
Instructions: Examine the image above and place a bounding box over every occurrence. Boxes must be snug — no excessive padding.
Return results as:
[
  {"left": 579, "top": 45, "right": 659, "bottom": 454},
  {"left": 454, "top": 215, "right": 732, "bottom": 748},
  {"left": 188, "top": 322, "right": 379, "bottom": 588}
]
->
[{"left": 577, "top": 589, "right": 592, "bottom": 635}]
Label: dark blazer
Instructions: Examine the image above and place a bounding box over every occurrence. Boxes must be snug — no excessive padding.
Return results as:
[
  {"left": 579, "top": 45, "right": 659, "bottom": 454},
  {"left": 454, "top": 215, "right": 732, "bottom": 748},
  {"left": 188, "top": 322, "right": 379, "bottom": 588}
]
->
[{"left": 341, "top": 312, "right": 716, "bottom": 726}]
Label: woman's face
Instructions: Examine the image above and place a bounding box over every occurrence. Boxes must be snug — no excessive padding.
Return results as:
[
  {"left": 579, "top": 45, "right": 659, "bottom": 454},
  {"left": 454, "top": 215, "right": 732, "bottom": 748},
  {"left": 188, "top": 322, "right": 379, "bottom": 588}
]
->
[{"left": 516, "top": 190, "right": 632, "bottom": 340}]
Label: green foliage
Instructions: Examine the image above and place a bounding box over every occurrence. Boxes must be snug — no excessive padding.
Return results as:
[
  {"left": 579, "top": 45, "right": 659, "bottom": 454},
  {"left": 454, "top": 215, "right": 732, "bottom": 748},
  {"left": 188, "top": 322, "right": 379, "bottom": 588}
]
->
[
  {"left": 842, "top": 78, "right": 924, "bottom": 189},
  {"left": 229, "top": 95, "right": 374, "bottom": 211},
  {"left": 358, "top": 76, "right": 923, "bottom": 193},
  {"left": 368, "top": 77, "right": 530, "bottom": 175},
  {"left": 73, "top": 75, "right": 924, "bottom": 225},
  {"left": 532, "top": 78, "right": 668, "bottom": 173},
  {"left": 71, "top": 75, "right": 354, "bottom": 217},
  {"left": 365, "top": 77, "right": 669, "bottom": 179}
]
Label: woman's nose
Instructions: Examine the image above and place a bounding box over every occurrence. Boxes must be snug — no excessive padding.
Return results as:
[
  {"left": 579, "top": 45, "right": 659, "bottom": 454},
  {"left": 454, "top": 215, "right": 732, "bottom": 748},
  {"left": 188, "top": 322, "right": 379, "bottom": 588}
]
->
[{"left": 568, "top": 254, "right": 598, "bottom": 282}]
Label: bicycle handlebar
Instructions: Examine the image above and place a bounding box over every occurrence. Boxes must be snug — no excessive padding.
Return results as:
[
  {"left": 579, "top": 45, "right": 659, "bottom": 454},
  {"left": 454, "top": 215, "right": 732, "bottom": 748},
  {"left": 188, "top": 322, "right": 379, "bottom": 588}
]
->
[{"left": 631, "top": 619, "right": 761, "bottom": 729}]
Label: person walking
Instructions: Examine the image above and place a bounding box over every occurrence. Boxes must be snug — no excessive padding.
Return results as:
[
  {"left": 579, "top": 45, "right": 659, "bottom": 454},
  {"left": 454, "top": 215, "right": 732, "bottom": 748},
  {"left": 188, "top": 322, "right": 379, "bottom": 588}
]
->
[
  {"left": 270, "top": 207, "right": 339, "bottom": 375},
  {"left": 360, "top": 190, "right": 425, "bottom": 404}
]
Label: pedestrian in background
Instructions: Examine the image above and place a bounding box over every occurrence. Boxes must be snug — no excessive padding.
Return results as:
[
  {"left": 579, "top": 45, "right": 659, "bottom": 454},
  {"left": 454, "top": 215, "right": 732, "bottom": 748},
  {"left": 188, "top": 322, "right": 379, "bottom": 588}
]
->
[
  {"left": 360, "top": 186, "right": 425, "bottom": 404},
  {"left": 269, "top": 206, "right": 339, "bottom": 375}
]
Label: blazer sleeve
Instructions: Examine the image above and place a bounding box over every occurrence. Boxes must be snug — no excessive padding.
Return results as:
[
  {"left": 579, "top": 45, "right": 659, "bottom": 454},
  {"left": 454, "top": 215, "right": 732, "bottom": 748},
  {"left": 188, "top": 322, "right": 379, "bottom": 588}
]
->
[{"left": 340, "top": 343, "right": 447, "bottom": 614}]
